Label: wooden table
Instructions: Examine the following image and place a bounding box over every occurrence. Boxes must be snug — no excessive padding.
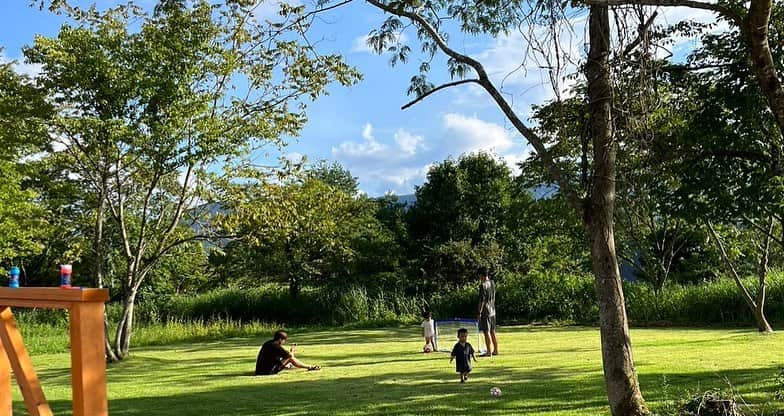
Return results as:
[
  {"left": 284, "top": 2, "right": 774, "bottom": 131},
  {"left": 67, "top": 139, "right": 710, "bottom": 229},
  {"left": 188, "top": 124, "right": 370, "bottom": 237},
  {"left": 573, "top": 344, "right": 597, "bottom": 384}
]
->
[{"left": 0, "top": 287, "right": 110, "bottom": 416}]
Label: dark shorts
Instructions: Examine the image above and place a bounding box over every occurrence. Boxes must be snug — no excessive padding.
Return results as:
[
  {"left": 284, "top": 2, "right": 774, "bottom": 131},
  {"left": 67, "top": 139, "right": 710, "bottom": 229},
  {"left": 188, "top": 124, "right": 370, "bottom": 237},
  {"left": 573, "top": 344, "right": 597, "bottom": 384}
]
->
[
  {"left": 479, "top": 315, "right": 496, "bottom": 332},
  {"left": 256, "top": 362, "right": 284, "bottom": 376}
]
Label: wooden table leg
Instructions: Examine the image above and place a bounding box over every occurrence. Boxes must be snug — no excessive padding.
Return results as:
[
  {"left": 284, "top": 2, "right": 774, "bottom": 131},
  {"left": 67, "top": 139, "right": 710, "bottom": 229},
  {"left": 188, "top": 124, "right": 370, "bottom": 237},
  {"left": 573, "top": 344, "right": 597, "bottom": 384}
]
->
[
  {"left": 0, "top": 307, "right": 11, "bottom": 416},
  {"left": 70, "top": 302, "right": 108, "bottom": 416},
  {"left": 0, "top": 306, "right": 52, "bottom": 416}
]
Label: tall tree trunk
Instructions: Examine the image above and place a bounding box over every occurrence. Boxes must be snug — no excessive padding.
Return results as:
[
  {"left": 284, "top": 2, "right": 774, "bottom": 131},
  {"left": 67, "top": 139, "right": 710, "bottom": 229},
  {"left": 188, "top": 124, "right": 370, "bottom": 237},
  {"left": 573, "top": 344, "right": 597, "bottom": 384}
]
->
[
  {"left": 587, "top": 5, "right": 648, "bottom": 415},
  {"left": 93, "top": 179, "right": 120, "bottom": 362},
  {"left": 285, "top": 242, "right": 300, "bottom": 298},
  {"left": 756, "top": 217, "right": 773, "bottom": 330},
  {"left": 706, "top": 222, "right": 773, "bottom": 333},
  {"left": 94, "top": 189, "right": 106, "bottom": 288},
  {"left": 745, "top": 0, "right": 784, "bottom": 139},
  {"left": 290, "top": 275, "right": 300, "bottom": 299},
  {"left": 111, "top": 286, "right": 137, "bottom": 361}
]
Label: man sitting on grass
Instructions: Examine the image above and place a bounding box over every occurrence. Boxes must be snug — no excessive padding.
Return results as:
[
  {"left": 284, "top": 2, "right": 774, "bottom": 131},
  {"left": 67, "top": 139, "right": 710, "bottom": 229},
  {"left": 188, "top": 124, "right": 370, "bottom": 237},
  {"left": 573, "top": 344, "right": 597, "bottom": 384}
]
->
[{"left": 255, "top": 330, "right": 321, "bottom": 375}]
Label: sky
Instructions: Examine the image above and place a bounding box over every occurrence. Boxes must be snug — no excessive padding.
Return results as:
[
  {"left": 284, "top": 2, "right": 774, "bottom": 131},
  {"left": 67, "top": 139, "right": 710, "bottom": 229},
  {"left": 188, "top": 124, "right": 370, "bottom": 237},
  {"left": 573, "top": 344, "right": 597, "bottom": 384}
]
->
[{"left": 0, "top": 0, "right": 720, "bottom": 196}]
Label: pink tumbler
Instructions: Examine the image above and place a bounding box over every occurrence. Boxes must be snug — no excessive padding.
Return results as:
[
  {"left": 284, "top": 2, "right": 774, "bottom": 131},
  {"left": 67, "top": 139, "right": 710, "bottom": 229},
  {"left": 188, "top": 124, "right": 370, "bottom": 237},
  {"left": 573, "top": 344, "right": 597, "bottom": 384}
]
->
[{"left": 60, "top": 264, "right": 72, "bottom": 288}]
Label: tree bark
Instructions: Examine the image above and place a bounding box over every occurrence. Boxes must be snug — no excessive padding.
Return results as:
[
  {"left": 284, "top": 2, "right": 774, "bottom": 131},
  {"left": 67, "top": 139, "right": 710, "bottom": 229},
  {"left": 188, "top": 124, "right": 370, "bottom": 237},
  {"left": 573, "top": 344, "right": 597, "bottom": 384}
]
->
[
  {"left": 111, "top": 287, "right": 137, "bottom": 360},
  {"left": 587, "top": 5, "right": 649, "bottom": 415},
  {"left": 756, "top": 217, "right": 772, "bottom": 332},
  {"left": 744, "top": 0, "right": 784, "bottom": 139}
]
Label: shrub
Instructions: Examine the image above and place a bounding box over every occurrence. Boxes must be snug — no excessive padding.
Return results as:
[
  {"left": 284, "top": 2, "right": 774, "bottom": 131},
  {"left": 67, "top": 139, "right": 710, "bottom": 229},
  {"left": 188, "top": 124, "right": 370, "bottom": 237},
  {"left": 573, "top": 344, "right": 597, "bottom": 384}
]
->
[{"left": 157, "top": 285, "right": 421, "bottom": 325}]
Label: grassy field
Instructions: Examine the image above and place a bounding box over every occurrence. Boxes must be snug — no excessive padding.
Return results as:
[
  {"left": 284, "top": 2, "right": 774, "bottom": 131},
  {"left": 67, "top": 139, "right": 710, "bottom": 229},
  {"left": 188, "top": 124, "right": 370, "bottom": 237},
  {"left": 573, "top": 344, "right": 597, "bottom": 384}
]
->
[{"left": 11, "top": 326, "right": 784, "bottom": 415}]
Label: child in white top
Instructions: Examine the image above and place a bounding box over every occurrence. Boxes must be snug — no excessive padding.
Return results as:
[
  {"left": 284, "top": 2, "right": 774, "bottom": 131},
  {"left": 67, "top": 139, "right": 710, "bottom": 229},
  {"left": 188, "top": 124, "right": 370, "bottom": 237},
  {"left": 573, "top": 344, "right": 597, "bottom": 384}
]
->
[{"left": 421, "top": 311, "right": 435, "bottom": 352}]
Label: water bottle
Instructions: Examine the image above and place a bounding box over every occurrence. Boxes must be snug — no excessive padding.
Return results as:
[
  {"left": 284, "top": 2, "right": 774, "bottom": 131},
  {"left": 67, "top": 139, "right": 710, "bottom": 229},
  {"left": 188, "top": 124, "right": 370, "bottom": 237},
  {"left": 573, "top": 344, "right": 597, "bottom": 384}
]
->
[
  {"left": 60, "top": 264, "right": 72, "bottom": 288},
  {"left": 9, "top": 266, "right": 19, "bottom": 288}
]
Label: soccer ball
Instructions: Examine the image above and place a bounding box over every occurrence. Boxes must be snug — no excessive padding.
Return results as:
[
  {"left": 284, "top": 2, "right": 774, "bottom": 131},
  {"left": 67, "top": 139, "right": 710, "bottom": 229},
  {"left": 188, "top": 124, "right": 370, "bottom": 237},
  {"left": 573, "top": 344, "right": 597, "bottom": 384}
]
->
[
  {"left": 490, "top": 387, "right": 502, "bottom": 397},
  {"left": 423, "top": 345, "right": 432, "bottom": 353}
]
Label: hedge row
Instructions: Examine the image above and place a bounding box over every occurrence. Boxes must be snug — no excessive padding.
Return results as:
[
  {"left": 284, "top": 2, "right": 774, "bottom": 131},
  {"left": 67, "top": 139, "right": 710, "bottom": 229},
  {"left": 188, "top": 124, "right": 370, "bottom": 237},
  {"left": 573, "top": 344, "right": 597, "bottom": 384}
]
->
[{"left": 147, "top": 271, "right": 784, "bottom": 327}]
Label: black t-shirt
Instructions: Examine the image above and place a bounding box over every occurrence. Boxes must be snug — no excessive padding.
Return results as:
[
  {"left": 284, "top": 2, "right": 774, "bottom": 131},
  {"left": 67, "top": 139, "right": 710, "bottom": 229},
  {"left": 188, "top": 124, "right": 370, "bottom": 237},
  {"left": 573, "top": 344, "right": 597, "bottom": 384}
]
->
[
  {"left": 451, "top": 342, "right": 475, "bottom": 373},
  {"left": 255, "top": 340, "right": 291, "bottom": 375}
]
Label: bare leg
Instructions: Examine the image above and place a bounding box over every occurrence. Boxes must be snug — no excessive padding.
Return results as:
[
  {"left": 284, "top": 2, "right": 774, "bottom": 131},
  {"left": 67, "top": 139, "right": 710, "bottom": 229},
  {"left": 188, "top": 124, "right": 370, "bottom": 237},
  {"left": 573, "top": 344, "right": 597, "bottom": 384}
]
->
[
  {"left": 281, "top": 356, "right": 311, "bottom": 370},
  {"left": 490, "top": 330, "right": 499, "bottom": 355},
  {"left": 481, "top": 331, "right": 492, "bottom": 356}
]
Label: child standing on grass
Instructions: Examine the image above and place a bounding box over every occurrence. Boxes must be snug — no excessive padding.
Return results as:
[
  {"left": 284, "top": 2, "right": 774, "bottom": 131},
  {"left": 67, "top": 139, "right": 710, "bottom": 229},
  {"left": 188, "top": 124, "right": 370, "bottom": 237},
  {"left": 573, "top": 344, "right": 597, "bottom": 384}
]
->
[
  {"left": 450, "top": 328, "right": 476, "bottom": 382},
  {"left": 421, "top": 311, "right": 435, "bottom": 352}
]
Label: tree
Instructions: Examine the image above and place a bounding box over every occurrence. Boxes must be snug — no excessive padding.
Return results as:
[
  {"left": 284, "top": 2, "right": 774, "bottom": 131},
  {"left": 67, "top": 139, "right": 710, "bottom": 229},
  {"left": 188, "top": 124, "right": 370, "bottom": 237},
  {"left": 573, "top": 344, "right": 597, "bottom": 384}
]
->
[
  {"left": 353, "top": 0, "right": 648, "bottom": 412},
  {"left": 582, "top": 0, "right": 784, "bottom": 146},
  {"left": 307, "top": 159, "right": 360, "bottom": 196},
  {"left": 407, "top": 152, "right": 512, "bottom": 286},
  {"left": 0, "top": 57, "right": 53, "bottom": 275},
  {"left": 219, "top": 175, "right": 384, "bottom": 297},
  {"left": 643, "top": 15, "right": 784, "bottom": 331},
  {"left": 26, "top": 1, "right": 359, "bottom": 361}
]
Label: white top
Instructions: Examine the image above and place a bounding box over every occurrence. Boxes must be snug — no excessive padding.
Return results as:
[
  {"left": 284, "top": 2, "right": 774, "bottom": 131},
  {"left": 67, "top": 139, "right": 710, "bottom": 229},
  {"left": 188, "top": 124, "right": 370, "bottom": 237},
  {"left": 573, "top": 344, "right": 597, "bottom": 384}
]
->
[{"left": 421, "top": 318, "right": 435, "bottom": 337}]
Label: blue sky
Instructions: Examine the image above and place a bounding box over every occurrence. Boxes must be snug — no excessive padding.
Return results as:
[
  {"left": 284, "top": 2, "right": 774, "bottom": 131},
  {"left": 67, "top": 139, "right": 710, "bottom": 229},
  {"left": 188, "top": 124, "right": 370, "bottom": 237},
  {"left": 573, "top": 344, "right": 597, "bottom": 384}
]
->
[{"left": 0, "top": 1, "right": 716, "bottom": 196}]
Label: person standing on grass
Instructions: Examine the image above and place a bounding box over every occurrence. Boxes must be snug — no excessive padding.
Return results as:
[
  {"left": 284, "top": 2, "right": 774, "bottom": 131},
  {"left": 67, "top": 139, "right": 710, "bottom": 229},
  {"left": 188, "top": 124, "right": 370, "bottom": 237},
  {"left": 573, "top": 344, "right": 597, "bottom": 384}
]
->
[
  {"left": 422, "top": 310, "right": 436, "bottom": 352},
  {"left": 450, "top": 327, "right": 477, "bottom": 383},
  {"left": 255, "top": 330, "right": 320, "bottom": 375},
  {"left": 477, "top": 268, "right": 499, "bottom": 357}
]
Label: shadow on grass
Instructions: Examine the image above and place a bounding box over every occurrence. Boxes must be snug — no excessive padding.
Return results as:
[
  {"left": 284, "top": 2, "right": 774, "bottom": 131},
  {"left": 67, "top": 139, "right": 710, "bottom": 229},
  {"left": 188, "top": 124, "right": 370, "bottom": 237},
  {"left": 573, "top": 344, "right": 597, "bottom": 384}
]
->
[
  {"left": 28, "top": 362, "right": 784, "bottom": 416},
  {"left": 21, "top": 326, "right": 784, "bottom": 415},
  {"left": 36, "top": 367, "right": 609, "bottom": 416}
]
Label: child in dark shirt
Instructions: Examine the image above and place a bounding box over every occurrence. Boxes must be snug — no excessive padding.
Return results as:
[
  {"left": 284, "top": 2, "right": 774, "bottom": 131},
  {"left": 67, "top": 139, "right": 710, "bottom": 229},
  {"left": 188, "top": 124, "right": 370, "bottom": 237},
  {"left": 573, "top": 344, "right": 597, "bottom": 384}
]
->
[{"left": 449, "top": 328, "right": 477, "bottom": 382}]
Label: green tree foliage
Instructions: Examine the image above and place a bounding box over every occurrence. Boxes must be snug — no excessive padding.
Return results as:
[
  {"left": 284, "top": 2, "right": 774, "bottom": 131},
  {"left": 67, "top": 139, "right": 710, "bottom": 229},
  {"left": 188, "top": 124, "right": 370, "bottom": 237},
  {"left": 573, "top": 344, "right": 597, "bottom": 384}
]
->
[
  {"left": 307, "top": 159, "right": 359, "bottom": 196},
  {"left": 25, "top": 1, "right": 359, "bottom": 360},
  {"left": 219, "top": 170, "right": 398, "bottom": 297},
  {"left": 0, "top": 58, "right": 53, "bottom": 273},
  {"left": 642, "top": 15, "right": 784, "bottom": 330},
  {"left": 408, "top": 152, "right": 513, "bottom": 287}
]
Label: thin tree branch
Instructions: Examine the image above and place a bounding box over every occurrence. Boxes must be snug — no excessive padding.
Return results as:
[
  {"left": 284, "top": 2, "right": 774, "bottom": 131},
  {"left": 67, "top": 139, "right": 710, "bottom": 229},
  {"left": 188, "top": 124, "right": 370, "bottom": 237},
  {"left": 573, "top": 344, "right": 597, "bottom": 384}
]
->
[
  {"left": 365, "top": 0, "right": 584, "bottom": 211},
  {"left": 581, "top": 0, "right": 743, "bottom": 26},
  {"left": 401, "top": 79, "right": 481, "bottom": 109},
  {"left": 741, "top": 213, "right": 784, "bottom": 247},
  {"left": 706, "top": 221, "right": 758, "bottom": 311},
  {"left": 621, "top": 10, "right": 658, "bottom": 56}
]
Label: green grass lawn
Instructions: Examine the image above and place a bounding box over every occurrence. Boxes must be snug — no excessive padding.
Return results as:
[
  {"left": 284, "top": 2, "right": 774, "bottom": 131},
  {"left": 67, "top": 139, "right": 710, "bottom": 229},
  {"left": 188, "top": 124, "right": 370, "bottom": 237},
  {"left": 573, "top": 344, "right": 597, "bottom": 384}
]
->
[{"left": 12, "top": 326, "right": 784, "bottom": 415}]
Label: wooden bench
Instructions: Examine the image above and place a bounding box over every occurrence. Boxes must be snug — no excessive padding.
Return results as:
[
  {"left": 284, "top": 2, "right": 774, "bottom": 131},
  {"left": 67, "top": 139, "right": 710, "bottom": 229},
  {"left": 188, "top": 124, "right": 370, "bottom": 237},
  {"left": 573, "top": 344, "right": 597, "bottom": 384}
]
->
[{"left": 0, "top": 287, "right": 109, "bottom": 416}]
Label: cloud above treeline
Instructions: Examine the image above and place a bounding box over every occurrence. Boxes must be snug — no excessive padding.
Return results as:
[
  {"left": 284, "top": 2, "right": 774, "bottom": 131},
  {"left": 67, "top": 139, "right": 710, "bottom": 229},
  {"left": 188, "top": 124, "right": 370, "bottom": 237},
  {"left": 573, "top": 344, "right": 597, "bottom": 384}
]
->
[{"left": 332, "top": 114, "right": 531, "bottom": 195}]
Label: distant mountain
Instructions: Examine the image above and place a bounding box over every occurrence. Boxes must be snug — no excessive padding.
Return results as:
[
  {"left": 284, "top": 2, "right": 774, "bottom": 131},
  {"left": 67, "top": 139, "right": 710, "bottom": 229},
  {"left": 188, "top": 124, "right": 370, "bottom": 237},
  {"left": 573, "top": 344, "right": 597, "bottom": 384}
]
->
[
  {"left": 395, "top": 194, "right": 417, "bottom": 207},
  {"left": 373, "top": 193, "right": 417, "bottom": 210},
  {"left": 373, "top": 187, "right": 558, "bottom": 208}
]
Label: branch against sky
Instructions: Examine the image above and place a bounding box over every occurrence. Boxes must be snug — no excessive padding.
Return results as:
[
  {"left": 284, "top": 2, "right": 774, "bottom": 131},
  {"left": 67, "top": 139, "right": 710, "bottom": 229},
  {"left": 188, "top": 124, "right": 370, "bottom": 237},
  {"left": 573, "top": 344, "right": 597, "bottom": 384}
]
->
[
  {"left": 581, "top": 0, "right": 743, "bottom": 24},
  {"left": 363, "top": 0, "right": 585, "bottom": 212}
]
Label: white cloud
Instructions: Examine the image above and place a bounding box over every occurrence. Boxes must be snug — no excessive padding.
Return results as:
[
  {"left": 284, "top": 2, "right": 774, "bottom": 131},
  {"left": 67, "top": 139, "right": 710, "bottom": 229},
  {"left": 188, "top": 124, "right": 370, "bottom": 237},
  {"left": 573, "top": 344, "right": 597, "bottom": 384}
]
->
[
  {"left": 380, "top": 165, "right": 430, "bottom": 187},
  {"left": 441, "top": 113, "right": 514, "bottom": 154},
  {"left": 0, "top": 52, "right": 42, "bottom": 78},
  {"left": 332, "top": 119, "right": 528, "bottom": 195},
  {"left": 499, "top": 150, "right": 535, "bottom": 176},
  {"left": 331, "top": 124, "right": 429, "bottom": 194},
  {"left": 333, "top": 124, "right": 422, "bottom": 161},
  {"left": 362, "top": 123, "right": 374, "bottom": 140},
  {"left": 333, "top": 134, "right": 388, "bottom": 159},
  {"left": 285, "top": 152, "right": 305, "bottom": 163},
  {"left": 394, "top": 129, "right": 423, "bottom": 156}
]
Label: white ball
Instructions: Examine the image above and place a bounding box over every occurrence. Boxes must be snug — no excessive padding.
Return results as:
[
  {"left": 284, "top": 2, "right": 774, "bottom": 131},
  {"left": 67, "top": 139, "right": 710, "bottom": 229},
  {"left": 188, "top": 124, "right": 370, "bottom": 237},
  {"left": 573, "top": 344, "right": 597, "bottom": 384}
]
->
[{"left": 490, "top": 387, "right": 502, "bottom": 397}]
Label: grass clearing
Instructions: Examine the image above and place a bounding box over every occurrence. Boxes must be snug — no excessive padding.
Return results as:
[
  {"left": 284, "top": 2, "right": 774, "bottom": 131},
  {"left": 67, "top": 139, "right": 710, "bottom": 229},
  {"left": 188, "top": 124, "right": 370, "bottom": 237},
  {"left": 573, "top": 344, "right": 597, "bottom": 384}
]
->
[{"left": 11, "top": 326, "right": 784, "bottom": 415}]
